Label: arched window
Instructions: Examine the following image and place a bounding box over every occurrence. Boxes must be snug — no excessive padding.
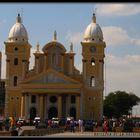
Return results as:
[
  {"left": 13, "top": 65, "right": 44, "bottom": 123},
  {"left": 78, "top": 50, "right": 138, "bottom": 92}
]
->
[
  {"left": 91, "top": 58, "right": 95, "bottom": 66},
  {"left": 52, "top": 54, "right": 56, "bottom": 64},
  {"left": 14, "top": 58, "right": 18, "bottom": 65},
  {"left": 90, "top": 76, "right": 95, "bottom": 87},
  {"left": 13, "top": 76, "right": 18, "bottom": 86}
]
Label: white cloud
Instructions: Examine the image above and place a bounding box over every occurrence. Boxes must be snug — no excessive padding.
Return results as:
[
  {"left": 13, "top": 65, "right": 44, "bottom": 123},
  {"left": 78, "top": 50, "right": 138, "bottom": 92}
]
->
[
  {"left": 102, "top": 26, "right": 140, "bottom": 47},
  {"left": 105, "top": 54, "right": 140, "bottom": 98},
  {"left": 0, "top": 19, "right": 7, "bottom": 25},
  {"left": 131, "top": 38, "right": 140, "bottom": 46},
  {"left": 66, "top": 31, "right": 83, "bottom": 46},
  {"left": 96, "top": 4, "right": 140, "bottom": 16},
  {"left": 102, "top": 26, "right": 130, "bottom": 47}
]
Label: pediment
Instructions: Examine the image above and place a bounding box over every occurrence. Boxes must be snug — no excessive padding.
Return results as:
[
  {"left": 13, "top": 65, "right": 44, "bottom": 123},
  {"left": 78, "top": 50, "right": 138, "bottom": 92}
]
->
[{"left": 21, "top": 68, "right": 80, "bottom": 85}]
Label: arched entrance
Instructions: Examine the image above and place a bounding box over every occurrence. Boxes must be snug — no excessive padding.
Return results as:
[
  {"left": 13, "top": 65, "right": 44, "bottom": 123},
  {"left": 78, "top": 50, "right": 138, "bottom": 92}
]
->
[
  {"left": 70, "top": 107, "right": 76, "bottom": 119},
  {"left": 48, "top": 107, "right": 58, "bottom": 119},
  {"left": 30, "top": 107, "right": 36, "bottom": 120}
]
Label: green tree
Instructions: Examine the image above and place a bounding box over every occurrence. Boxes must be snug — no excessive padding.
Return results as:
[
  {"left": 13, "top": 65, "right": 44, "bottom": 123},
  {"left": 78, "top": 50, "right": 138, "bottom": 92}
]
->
[{"left": 103, "top": 91, "right": 140, "bottom": 118}]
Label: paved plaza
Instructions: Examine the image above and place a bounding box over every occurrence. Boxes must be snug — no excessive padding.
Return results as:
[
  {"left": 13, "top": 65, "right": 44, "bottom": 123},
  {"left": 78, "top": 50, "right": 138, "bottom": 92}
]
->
[
  {"left": 43, "top": 131, "right": 140, "bottom": 138},
  {"left": 7, "top": 126, "right": 139, "bottom": 137}
]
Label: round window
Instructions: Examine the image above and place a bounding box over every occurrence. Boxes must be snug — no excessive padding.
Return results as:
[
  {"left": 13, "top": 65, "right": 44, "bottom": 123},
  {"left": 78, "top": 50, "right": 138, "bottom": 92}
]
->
[
  {"left": 15, "top": 47, "right": 18, "bottom": 51},
  {"left": 49, "top": 96, "right": 57, "bottom": 103}
]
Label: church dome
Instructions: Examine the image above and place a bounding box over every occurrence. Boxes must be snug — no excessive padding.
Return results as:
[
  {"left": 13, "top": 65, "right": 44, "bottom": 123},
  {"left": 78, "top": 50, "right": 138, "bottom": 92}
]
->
[
  {"left": 8, "top": 14, "right": 28, "bottom": 42},
  {"left": 84, "top": 13, "right": 103, "bottom": 42}
]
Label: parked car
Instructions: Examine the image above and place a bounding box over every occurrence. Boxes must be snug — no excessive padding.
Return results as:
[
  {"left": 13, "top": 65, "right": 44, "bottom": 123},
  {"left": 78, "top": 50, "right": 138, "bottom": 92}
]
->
[
  {"left": 17, "top": 117, "right": 26, "bottom": 126},
  {"left": 33, "top": 117, "right": 41, "bottom": 124},
  {"left": 84, "top": 120, "right": 94, "bottom": 131},
  {"left": 52, "top": 117, "right": 59, "bottom": 124},
  {"left": 51, "top": 117, "right": 60, "bottom": 128}
]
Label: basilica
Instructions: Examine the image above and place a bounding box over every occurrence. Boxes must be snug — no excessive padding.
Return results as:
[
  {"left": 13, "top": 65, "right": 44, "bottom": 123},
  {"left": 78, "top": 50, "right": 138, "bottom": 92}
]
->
[{"left": 4, "top": 13, "right": 106, "bottom": 121}]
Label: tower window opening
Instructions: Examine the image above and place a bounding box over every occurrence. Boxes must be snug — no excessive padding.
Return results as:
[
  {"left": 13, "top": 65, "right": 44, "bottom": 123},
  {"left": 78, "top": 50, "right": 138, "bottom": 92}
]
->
[
  {"left": 15, "top": 47, "right": 18, "bottom": 51},
  {"left": 90, "top": 76, "right": 95, "bottom": 87},
  {"left": 91, "top": 58, "right": 95, "bottom": 66},
  {"left": 13, "top": 76, "right": 18, "bottom": 86},
  {"left": 31, "top": 95, "right": 36, "bottom": 103},
  {"left": 14, "top": 58, "right": 18, "bottom": 65}
]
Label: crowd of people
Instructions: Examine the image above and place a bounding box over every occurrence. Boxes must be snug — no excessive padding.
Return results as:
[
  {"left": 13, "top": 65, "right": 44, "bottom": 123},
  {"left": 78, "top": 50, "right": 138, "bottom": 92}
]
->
[
  {"left": 0, "top": 116, "right": 22, "bottom": 135},
  {"left": 0, "top": 116, "right": 139, "bottom": 134}
]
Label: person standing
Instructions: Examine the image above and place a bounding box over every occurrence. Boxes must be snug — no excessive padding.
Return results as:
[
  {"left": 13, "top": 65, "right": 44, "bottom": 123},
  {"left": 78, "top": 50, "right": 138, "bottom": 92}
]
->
[
  {"left": 78, "top": 119, "right": 84, "bottom": 133},
  {"left": 103, "top": 119, "right": 109, "bottom": 133},
  {"left": 70, "top": 119, "right": 75, "bottom": 133},
  {"left": 112, "top": 121, "right": 116, "bottom": 132}
]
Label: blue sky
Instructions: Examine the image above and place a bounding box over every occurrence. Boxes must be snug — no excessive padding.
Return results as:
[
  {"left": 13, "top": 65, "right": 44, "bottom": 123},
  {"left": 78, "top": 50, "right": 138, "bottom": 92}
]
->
[{"left": 0, "top": 3, "right": 140, "bottom": 115}]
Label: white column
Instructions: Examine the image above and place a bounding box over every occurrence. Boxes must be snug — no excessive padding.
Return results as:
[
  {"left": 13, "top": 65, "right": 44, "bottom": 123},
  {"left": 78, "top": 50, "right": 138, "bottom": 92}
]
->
[
  {"left": 37, "top": 95, "right": 40, "bottom": 116},
  {"left": 28, "top": 94, "right": 31, "bottom": 116},
  {"left": 66, "top": 95, "right": 70, "bottom": 116},
  {"left": 24, "top": 93, "right": 29, "bottom": 119},
  {"left": 39, "top": 95, "right": 44, "bottom": 120},
  {"left": 21, "top": 95, "right": 24, "bottom": 117},
  {"left": 44, "top": 95, "right": 47, "bottom": 120},
  {"left": 80, "top": 90, "right": 84, "bottom": 119},
  {"left": 76, "top": 95, "right": 80, "bottom": 120}
]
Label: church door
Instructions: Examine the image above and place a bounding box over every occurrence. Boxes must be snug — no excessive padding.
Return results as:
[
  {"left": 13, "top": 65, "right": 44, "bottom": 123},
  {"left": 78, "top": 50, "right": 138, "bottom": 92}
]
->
[
  {"left": 30, "top": 107, "right": 36, "bottom": 120},
  {"left": 48, "top": 107, "right": 58, "bottom": 119},
  {"left": 70, "top": 107, "right": 76, "bottom": 120}
]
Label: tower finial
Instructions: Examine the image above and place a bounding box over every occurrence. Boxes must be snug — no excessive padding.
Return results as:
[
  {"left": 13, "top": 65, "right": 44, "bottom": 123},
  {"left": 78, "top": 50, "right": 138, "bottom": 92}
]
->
[
  {"left": 92, "top": 8, "right": 97, "bottom": 23},
  {"left": 36, "top": 42, "right": 40, "bottom": 53},
  {"left": 16, "top": 13, "right": 21, "bottom": 23},
  {"left": 54, "top": 30, "right": 57, "bottom": 41},
  {"left": 69, "top": 42, "right": 73, "bottom": 53}
]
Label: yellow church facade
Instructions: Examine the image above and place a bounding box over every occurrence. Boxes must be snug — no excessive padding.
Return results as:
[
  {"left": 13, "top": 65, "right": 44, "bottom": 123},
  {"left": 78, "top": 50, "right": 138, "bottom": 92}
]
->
[{"left": 4, "top": 13, "right": 106, "bottom": 121}]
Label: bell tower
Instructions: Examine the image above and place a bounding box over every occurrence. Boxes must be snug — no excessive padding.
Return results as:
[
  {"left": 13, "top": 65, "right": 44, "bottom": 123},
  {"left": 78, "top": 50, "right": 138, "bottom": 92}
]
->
[
  {"left": 4, "top": 14, "right": 31, "bottom": 117},
  {"left": 81, "top": 13, "right": 106, "bottom": 121}
]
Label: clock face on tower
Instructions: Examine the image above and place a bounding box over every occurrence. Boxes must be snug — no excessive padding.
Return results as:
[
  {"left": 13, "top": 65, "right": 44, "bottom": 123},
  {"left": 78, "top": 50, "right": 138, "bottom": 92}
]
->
[{"left": 90, "top": 46, "right": 96, "bottom": 53}]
